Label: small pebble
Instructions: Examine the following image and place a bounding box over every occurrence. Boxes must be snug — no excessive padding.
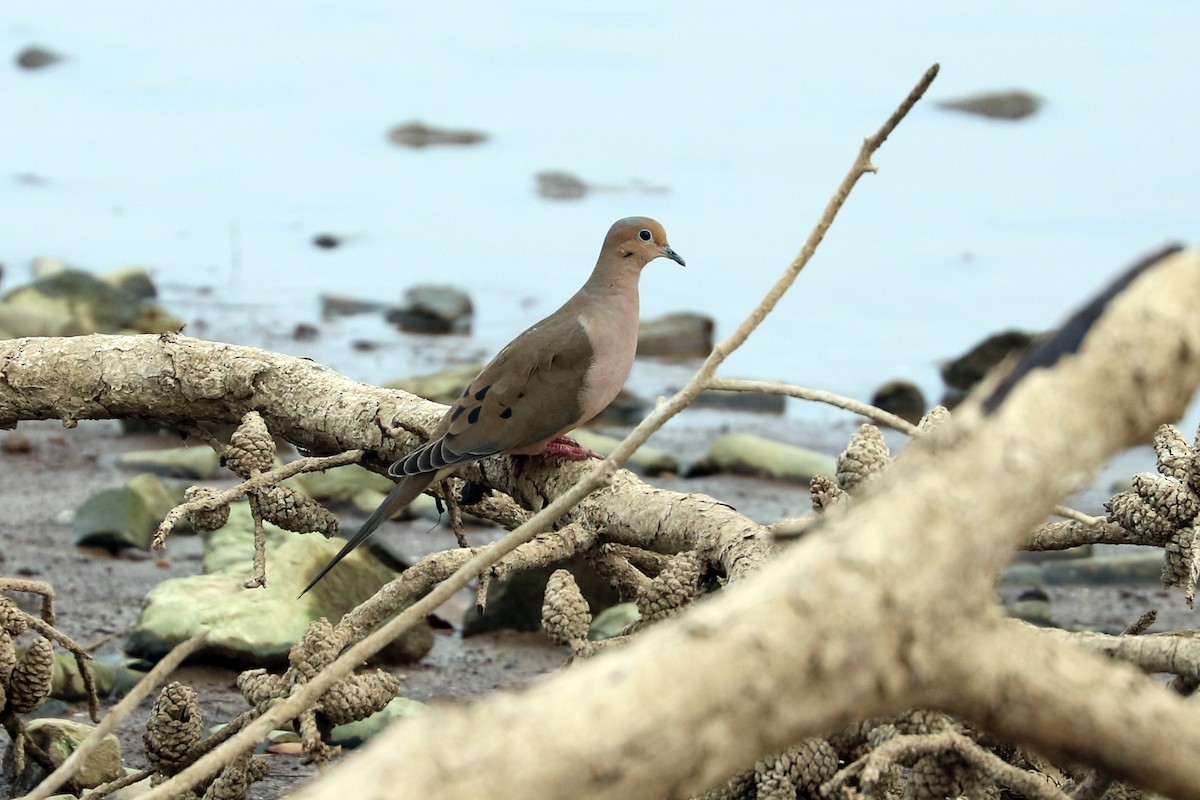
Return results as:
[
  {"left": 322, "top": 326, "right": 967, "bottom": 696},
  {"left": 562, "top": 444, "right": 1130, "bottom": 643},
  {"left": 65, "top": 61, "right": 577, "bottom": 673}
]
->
[
  {"left": 2, "top": 432, "right": 32, "bottom": 453},
  {"left": 312, "top": 233, "right": 342, "bottom": 249}
]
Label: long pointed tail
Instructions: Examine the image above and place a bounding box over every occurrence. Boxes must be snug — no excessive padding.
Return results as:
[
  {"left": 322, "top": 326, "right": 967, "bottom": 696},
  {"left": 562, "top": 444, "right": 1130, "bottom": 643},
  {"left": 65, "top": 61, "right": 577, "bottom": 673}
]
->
[{"left": 299, "top": 472, "right": 436, "bottom": 597}]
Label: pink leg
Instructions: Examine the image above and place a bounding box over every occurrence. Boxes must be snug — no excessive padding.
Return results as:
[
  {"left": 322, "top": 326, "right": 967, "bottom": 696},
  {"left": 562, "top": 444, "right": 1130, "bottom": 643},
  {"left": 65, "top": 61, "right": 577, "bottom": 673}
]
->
[{"left": 543, "top": 434, "right": 604, "bottom": 461}]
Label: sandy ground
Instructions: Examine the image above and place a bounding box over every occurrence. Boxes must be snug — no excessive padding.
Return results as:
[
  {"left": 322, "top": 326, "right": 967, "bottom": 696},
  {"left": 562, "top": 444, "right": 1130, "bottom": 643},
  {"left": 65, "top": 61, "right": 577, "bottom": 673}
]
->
[{"left": 1, "top": 412, "right": 1197, "bottom": 798}]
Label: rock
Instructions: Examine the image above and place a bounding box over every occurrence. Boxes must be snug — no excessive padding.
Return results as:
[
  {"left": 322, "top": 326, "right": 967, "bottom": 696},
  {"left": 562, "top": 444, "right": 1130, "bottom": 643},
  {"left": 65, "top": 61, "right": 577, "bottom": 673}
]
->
[
  {"left": 102, "top": 266, "right": 158, "bottom": 300},
  {"left": 591, "top": 387, "right": 651, "bottom": 425},
  {"left": 589, "top": 602, "right": 640, "bottom": 640},
  {"left": 688, "top": 433, "right": 837, "bottom": 483},
  {"left": 0, "top": 302, "right": 87, "bottom": 337},
  {"left": 1004, "top": 587, "right": 1052, "bottom": 626},
  {"left": 870, "top": 380, "right": 927, "bottom": 425},
  {"left": 51, "top": 651, "right": 144, "bottom": 701},
  {"left": 72, "top": 485, "right": 157, "bottom": 552},
  {"left": 128, "top": 515, "right": 432, "bottom": 665},
  {"left": 10, "top": 719, "right": 121, "bottom": 792},
  {"left": 637, "top": 312, "right": 714, "bottom": 360},
  {"left": 386, "top": 121, "right": 487, "bottom": 148},
  {"left": 689, "top": 388, "right": 786, "bottom": 415},
  {"left": 319, "top": 293, "right": 387, "bottom": 319},
  {"left": 312, "top": 233, "right": 343, "bottom": 249},
  {"left": 1040, "top": 554, "right": 1163, "bottom": 585},
  {"left": 31, "top": 256, "right": 68, "bottom": 279},
  {"left": 463, "top": 556, "right": 621, "bottom": 635},
  {"left": 115, "top": 446, "right": 221, "bottom": 479},
  {"left": 0, "top": 269, "right": 182, "bottom": 335},
  {"left": 385, "top": 285, "right": 474, "bottom": 334},
  {"left": 536, "top": 171, "right": 589, "bottom": 200},
  {"left": 3, "top": 431, "right": 32, "bottom": 453},
  {"left": 15, "top": 45, "right": 65, "bottom": 70},
  {"left": 292, "top": 322, "right": 319, "bottom": 341},
  {"left": 385, "top": 363, "right": 483, "bottom": 404},
  {"left": 569, "top": 430, "right": 678, "bottom": 475},
  {"left": 329, "top": 696, "right": 427, "bottom": 748},
  {"left": 940, "top": 329, "right": 1038, "bottom": 407},
  {"left": 286, "top": 464, "right": 395, "bottom": 505},
  {"left": 937, "top": 90, "right": 1043, "bottom": 121}
]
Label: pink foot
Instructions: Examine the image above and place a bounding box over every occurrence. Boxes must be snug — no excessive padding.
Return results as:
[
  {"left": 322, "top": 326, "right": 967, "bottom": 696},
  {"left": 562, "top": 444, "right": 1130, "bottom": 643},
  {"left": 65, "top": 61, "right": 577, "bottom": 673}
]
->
[{"left": 544, "top": 435, "right": 604, "bottom": 461}]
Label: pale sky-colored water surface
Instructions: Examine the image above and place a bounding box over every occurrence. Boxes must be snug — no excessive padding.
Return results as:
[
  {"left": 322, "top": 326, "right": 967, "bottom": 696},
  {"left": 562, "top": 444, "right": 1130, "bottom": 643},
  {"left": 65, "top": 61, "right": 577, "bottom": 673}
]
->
[{"left": 2, "top": 2, "right": 1197, "bottom": 415}]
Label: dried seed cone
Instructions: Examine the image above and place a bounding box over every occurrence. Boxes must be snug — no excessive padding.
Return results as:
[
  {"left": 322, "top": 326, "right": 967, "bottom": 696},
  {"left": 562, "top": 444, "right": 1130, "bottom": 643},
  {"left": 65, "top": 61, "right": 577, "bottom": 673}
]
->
[
  {"left": 319, "top": 671, "right": 401, "bottom": 726},
  {"left": 755, "top": 739, "right": 839, "bottom": 800},
  {"left": 225, "top": 411, "right": 275, "bottom": 477},
  {"left": 1162, "top": 528, "right": 1197, "bottom": 589},
  {"left": 811, "top": 474, "right": 849, "bottom": 513},
  {"left": 837, "top": 424, "right": 890, "bottom": 494},
  {"left": 202, "top": 752, "right": 269, "bottom": 800},
  {"left": 637, "top": 553, "right": 702, "bottom": 623},
  {"left": 541, "top": 569, "right": 591, "bottom": 647},
  {"left": 289, "top": 617, "right": 339, "bottom": 679},
  {"left": 185, "top": 486, "right": 231, "bottom": 532},
  {"left": 0, "top": 596, "right": 28, "bottom": 635},
  {"left": 250, "top": 485, "right": 339, "bottom": 535},
  {"left": 792, "top": 738, "right": 840, "bottom": 794},
  {"left": 696, "top": 770, "right": 755, "bottom": 800},
  {"left": 907, "top": 752, "right": 979, "bottom": 800},
  {"left": 145, "top": 681, "right": 205, "bottom": 774},
  {"left": 917, "top": 405, "right": 952, "bottom": 431},
  {"left": 1106, "top": 491, "right": 1176, "bottom": 544},
  {"left": 1155, "top": 424, "right": 1193, "bottom": 483},
  {"left": 8, "top": 636, "right": 54, "bottom": 713},
  {"left": 0, "top": 628, "right": 16, "bottom": 685},
  {"left": 1133, "top": 472, "right": 1200, "bottom": 526},
  {"left": 236, "top": 668, "right": 284, "bottom": 713}
]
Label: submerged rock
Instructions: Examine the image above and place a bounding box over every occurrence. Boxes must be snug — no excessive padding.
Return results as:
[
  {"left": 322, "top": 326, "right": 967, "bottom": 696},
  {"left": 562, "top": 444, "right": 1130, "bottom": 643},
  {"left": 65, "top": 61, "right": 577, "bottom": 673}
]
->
[
  {"left": 385, "top": 284, "right": 474, "bottom": 334},
  {"left": 319, "top": 293, "right": 387, "bottom": 319},
  {"left": 386, "top": 363, "right": 484, "bottom": 404},
  {"left": 937, "top": 90, "right": 1043, "bottom": 120},
  {"left": 386, "top": 121, "right": 488, "bottom": 148},
  {"left": 688, "top": 433, "right": 837, "bottom": 483},
  {"left": 637, "top": 312, "right": 714, "bottom": 360},
  {"left": 535, "top": 171, "right": 589, "bottom": 200},
  {"left": 15, "top": 45, "right": 65, "bottom": 70},
  {"left": 569, "top": 429, "right": 678, "bottom": 475},
  {"left": 690, "top": 388, "right": 786, "bottom": 414}
]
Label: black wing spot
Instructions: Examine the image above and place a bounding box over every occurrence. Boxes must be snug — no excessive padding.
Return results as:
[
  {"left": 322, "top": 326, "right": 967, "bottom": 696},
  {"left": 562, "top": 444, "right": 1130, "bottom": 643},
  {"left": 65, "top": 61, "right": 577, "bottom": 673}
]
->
[
  {"left": 451, "top": 405, "right": 465, "bottom": 422},
  {"left": 517, "top": 391, "right": 525, "bottom": 399},
  {"left": 500, "top": 407, "right": 513, "bottom": 419},
  {"left": 461, "top": 386, "right": 470, "bottom": 397},
  {"left": 474, "top": 384, "right": 490, "bottom": 401},
  {"left": 468, "top": 407, "right": 481, "bottom": 424}
]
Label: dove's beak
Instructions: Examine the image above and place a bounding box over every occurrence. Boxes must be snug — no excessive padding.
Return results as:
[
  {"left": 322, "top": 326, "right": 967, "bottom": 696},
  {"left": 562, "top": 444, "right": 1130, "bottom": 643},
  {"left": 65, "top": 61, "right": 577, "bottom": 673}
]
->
[{"left": 662, "top": 245, "right": 685, "bottom": 267}]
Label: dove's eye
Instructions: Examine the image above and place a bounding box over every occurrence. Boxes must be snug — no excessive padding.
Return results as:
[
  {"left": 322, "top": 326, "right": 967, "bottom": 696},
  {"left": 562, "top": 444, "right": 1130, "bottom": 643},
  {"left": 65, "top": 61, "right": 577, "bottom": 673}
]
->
[{"left": 638, "top": 229, "right": 653, "bottom": 242}]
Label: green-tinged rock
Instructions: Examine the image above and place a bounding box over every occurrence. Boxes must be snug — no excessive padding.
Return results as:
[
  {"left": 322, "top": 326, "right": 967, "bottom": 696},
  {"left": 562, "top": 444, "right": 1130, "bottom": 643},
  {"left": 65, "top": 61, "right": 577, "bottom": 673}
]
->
[
  {"left": 72, "top": 487, "right": 155, "bottom": 551},
  {"left": 589, "top": 602, "right": 640, "bottom": 641},
  {"left": 202, "top": 503, "right": 292, "bottom": 574},
  {"left": 687, "top": 433, "right": 837, "bottom": 483},
  {"left": 102, "top": 266, "right": 158, "bottom": 300},
  {"left": 286, "top": 464, "right": 395, "bottom": 503},
  {"left": 8, "top": 719, "right": 122, "bottom": 792},
  {"left": 570, "top": 430, "right": 678, "bottom": 475},
  {"left": 385, "top": 363, "right": 483, "bottom": 405},
  {"left": 50, "top": 651, "right": 143, "bottom": 701},
  {"left": 330, "top": 696, "right": 428, "bottom": 748},
  {"left": 126, "top": 472, "right": 183, "bottom": 520},
  {"left": 1004, "top": 588, "right": 1053, "bottom": 626},
  {"left": 0, "top": 269, "right": 181, "bottom": 334},
  {"left": 0, "top": 302, "right": 86, "bottom": 337},
  {"left": 690, "top": 388, "right": 786, "bottom": 414},
  {"left": 116, "top": 446, "right": 220, "bottom": 479},
  {"left": 128, "top": 531, "right": 432, "bottom": 665}
]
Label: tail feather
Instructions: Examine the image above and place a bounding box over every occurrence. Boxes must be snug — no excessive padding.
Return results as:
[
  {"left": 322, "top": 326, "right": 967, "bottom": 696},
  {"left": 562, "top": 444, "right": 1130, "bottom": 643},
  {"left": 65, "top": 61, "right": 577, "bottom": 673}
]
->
[{"left": 299, "top": 473, "right": 435, "bottom": 597}]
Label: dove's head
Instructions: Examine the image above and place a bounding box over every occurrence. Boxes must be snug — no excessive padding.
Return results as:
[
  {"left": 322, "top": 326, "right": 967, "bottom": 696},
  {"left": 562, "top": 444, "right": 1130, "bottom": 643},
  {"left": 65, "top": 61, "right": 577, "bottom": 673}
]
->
[{"left": 603, "top": 217, "right": 685, "bottom": 268}]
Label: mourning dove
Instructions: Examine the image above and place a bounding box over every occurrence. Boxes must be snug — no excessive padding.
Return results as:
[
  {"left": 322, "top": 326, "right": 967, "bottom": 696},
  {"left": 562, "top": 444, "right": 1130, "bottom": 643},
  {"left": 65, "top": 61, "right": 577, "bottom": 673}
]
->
[{"left": 301, "top": 217, "right": 684, "bottom": 595}]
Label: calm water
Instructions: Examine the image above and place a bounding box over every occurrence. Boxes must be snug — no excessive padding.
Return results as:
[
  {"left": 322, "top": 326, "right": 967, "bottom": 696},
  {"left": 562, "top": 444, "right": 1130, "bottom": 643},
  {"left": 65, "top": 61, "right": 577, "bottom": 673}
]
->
[{"left": 2, "top": 2, "right": 1198, "bottom": 417}]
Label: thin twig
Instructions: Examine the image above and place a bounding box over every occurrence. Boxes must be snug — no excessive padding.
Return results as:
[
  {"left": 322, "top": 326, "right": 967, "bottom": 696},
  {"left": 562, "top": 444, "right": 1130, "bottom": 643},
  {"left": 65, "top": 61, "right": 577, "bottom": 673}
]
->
[
  {"left": 707, "top": 377, "right": 921, "bottom": 434},
  {"left": 137, "top": 64, "right": 940, "bottom": 800},
  {"left": 25, "top": 632, "right": 208, "bottom": 800}
]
